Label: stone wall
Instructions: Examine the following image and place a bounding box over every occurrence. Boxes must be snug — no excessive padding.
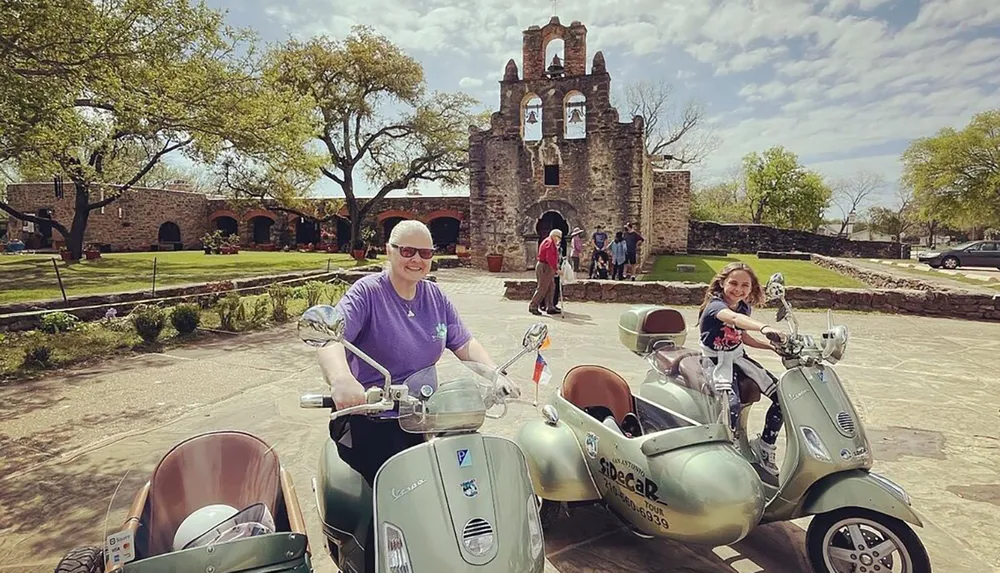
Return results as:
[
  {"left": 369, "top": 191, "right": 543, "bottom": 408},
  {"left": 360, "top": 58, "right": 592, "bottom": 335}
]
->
[
  {"left": 5, "top": 180, "right": 471, "bottom": 252},
  {"left": 648, "top": 170, "right": 690, "bottom": 256},
  {"left": 689, "top": 220, "right": 909, "bottom": 259},
  {"left": 5, "top": 183, "right": 210, "bottom": 251},
  {"left": 810, "top": 255, "right": 942, "bottom": 291},
  {"left": 503, "top": 279, "right": 1000, "bottom": 322}
]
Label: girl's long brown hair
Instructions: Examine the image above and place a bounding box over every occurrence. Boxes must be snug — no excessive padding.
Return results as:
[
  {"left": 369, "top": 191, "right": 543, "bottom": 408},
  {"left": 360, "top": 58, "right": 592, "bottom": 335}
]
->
[{"left": 699, "top": 261, "right": 765, "bottom": 314}]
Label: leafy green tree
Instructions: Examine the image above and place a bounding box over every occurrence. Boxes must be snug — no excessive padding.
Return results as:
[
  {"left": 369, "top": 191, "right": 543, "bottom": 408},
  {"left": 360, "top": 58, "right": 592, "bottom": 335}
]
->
[
  {"left": 0, "top": 0, "right": 312, "bottom": 259},
  {"left": 901, "top": 110, "right": 1000, "bottom": 235},
  {"left": 867, "top": 187, "right": 917, "bottom": 241},
  {"left": 249, "top": 26, "right": 481, "bottom": 247},
  {"left": 742, "top": 146, "right": 832, "bottom": 231},
  {"left": 690, "top": 171, "right": 748, "bottom": 223}
]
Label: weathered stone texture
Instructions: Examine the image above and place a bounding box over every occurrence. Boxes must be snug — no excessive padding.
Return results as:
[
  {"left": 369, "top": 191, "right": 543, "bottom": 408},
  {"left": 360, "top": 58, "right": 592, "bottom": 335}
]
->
[
  {"left": 5, "top": 183, "right": 209, "bottom": 250},
  {"left": 649, "top": 171, "right": 690, "bottom": 255},
  {"left": 6, "top": 181, "right": 470, "bottom": 251},
  {"left": 502, "top": 279, "right": 1000, "bottom": 322},
  {"left": 689, "top": 220, "right": 909, "bottom": 259},
  {"left": 468, "top": 17, "right": 689, "bottom": 271}
]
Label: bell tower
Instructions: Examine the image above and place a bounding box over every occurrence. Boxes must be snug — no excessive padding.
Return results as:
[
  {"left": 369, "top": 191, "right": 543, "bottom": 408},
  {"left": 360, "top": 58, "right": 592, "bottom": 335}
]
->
[{"left": 521, "top": 17, "right": 588, "bottom": 80}]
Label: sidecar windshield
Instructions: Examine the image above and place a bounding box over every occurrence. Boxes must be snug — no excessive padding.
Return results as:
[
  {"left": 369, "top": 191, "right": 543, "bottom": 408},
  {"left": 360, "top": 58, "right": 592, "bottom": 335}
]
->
[{"left": 396, "top": 360, "right": 497, "bottom": 434}]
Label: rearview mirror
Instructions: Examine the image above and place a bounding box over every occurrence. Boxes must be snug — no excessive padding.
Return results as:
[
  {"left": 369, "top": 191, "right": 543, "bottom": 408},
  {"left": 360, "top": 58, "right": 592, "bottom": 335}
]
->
[
  {"left": 764, "top": 272, "right": 786, "bottom": 302},
  {"left": 522, "top": 323, "right": 548, "bottom": 351},
  {"left": 298, "top": 305, "right": 346, "bottom": 347}
]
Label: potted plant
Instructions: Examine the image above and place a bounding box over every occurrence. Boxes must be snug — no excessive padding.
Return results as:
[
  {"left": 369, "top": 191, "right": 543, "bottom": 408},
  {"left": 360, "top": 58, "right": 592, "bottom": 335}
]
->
[
  {"left": 351, "top": 239, "right": 366, "bottom": 261},
  {"left": 84, "top": 244, "right": 101, "bottom": 260},
  {"left": 486, "top": 243, "right": 504, "bottom": 272},
  {"left": 59, "top": 247, "right": 73, "bottom": 262},
  {"left": 201, "top": 230, "right": 223, "bottom": 254}
]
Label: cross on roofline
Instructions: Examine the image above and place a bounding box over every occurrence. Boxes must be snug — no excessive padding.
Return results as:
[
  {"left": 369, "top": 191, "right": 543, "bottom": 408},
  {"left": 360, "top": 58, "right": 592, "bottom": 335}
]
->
[{"left": 551, "top": 0, "right": 558, "bottom": 17}]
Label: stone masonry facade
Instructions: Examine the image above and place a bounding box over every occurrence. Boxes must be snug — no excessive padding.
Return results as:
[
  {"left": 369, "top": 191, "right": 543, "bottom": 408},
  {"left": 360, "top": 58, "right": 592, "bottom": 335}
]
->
[
  {"left": 467, "top": 17, "right": 690, "bottom": 271},
  {"left": 4, "top": 182, "right": 471, "bottom": 252}
]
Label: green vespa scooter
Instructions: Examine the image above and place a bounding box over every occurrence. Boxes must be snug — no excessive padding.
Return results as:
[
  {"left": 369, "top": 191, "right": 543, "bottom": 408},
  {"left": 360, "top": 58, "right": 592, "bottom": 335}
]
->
[
  {"left": 627, "top": 272, "right": 933, "bottom": 572},
  {"left": 296, "top": 304, "right": 548, "bottom": 573}
]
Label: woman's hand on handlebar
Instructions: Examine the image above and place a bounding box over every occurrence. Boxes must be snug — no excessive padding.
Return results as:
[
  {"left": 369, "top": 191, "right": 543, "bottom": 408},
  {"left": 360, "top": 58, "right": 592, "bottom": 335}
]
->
[
  {"left": 497, "top": 374, "right": 522, "bottom": 399},
  {"left": 330, "top": 373, "right": 366, "bottom": 409}
]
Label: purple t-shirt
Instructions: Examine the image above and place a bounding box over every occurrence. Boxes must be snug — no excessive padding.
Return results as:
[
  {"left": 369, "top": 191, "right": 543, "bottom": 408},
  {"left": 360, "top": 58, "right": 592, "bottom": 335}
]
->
[{"left": 335, "top": 271, "right": 473, "bottom": 389}]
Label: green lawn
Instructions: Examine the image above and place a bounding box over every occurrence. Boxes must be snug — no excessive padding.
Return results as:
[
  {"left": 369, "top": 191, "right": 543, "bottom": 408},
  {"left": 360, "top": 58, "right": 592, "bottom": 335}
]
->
[
  {"left": 644, "top": 254, "right": 867, "bottom": 288},
  {"left": 0, "top": 251, "right": 382, "bottom": 305}
]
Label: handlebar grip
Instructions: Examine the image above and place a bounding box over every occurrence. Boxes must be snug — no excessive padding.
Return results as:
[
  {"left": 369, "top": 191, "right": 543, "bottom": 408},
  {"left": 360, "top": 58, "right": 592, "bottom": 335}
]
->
[{"left": 300, "top": 394, "right": 336, "bottom": 409}]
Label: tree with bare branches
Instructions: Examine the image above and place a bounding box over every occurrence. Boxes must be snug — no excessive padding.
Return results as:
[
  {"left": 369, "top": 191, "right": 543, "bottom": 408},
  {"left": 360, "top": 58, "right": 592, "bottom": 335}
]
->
[
  {"left": 830, "top": 170, "right": 885, "bottom": 237},
  {"left": 620, "top": 79, "right": 720, "bottom": 169}
]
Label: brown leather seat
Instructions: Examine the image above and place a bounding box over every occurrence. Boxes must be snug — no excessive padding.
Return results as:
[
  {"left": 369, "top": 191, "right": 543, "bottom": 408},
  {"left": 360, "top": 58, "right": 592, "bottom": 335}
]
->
[
  {"left": 146, "top": 431, "right": 282, "bottom": 556},
  {"left": 653, "top": 347, "right": 701, "bottom": 375},
  {"left": 562, "top": 365, "right": 634, "bottom": 423},
  {"left": 675, "top": 356, "right": 761, "bottom": 405}
]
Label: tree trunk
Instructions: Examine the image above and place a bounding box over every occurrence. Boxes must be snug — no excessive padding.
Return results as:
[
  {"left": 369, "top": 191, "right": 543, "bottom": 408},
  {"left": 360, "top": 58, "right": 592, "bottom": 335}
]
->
[{"left": 66, "top": 180, "right": 92, "bottom": 261}]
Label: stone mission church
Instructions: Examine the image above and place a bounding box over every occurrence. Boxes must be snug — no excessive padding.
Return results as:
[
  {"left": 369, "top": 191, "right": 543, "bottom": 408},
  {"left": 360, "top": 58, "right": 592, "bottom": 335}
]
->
[{"left": 467, "top": 16, "right": 691, "bottom": 271}]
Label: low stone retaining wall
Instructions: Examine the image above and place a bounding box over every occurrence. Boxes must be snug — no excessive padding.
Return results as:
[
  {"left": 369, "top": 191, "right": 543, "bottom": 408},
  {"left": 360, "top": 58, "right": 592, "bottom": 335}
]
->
[
  {"left": 810, "top": 255, "right": 942, "bottom": 292},
  {"left": 0, "top": 266, "right": 411, "bottom": 332},
  {"left": 503, "top": 279, "right": 1000, "bottom": 322},
  {"left": 689, "top": 220, "right": 909, "bottom": 259}
]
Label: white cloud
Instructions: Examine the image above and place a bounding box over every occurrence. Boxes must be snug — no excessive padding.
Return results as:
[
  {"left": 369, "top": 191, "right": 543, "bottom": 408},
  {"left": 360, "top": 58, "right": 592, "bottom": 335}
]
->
[{"left": 241, "top": 0, "right": 998, "bottom": 207}]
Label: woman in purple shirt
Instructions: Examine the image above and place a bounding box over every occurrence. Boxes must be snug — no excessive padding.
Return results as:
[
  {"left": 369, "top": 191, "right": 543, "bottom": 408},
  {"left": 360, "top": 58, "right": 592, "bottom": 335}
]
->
[{"left": 316, "top": 220, "right": 518, "bottom": 482}]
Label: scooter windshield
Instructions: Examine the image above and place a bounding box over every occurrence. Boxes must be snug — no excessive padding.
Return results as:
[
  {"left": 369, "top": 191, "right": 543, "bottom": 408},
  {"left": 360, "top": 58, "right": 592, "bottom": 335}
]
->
[{"left": 396, "top": 360, "right": 498, "bottom": 434}]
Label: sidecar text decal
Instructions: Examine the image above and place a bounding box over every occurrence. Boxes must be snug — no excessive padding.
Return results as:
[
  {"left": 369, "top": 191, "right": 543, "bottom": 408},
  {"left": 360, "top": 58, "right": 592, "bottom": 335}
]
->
[{"left": 598, "top": 457, "right": 670, "bottom": 528}]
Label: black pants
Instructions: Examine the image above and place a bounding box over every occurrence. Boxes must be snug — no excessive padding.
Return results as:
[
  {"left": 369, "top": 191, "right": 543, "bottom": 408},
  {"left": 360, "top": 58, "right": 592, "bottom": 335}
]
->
[{"left": 332, "top": 415, "right": 424, "bottom": 573}]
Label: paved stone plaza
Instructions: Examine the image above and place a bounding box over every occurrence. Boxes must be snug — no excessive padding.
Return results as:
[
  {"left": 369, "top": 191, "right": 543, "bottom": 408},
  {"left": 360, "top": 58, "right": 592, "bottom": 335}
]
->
[{"left": 1, "top": 268, "right": 998, "bottom": 572}]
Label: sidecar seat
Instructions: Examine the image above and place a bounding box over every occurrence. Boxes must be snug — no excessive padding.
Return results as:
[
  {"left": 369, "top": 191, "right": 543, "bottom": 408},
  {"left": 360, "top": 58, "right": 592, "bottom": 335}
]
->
[
  {"left": 562, "top": 365, "right": 634, "bottom": 424},
  {"left": 146, "top": 431, "right": 282, "bottom": 556},
  {"left": 676, "top": 356, "right": 762, "bottom": 405}
]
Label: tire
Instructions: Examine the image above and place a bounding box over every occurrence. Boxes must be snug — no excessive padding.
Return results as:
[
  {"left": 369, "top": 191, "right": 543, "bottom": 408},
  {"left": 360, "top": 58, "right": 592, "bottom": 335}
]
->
[
  {"left": 54, "top": 546, "right": 104, "bottom": 573},
  {"left": 806, "top": 507, "right": 931, "bottom": 573},
  {"left": 942, "top": 256, "right": 959, "bottom": 269}
]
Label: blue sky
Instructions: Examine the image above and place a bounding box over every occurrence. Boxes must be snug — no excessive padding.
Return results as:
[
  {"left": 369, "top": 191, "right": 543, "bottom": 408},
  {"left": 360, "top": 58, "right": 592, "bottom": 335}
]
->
[{"left": 184, "top": 0, "right": 1000, "bottom": 218}]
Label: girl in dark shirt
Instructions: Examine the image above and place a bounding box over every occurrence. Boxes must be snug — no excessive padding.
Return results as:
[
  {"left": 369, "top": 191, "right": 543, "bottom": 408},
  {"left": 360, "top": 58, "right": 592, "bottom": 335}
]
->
[{"left": 698, "top": 262, "right": 786, "bottom": 477}]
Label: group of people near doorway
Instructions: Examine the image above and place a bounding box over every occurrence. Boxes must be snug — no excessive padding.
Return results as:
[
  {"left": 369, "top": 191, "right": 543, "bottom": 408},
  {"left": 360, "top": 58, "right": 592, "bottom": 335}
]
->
[
  {"left": 570, "top": 222, "right": 644, "bottom": 281},
  {"left": 528, "top": 221, "right": 645, "bottom": 315}
]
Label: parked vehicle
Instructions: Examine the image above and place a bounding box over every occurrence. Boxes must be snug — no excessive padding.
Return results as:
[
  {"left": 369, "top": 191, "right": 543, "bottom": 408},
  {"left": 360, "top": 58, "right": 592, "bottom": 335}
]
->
[
  {"left": 53, "top": 431, "right": 313, "bottom": 573},
  {"left": 297, "top": 304, "right": 549, "bottom": 573},
  {"left": 917, "top": 239, "right": 1000, "bottom": 269},
  {"left": 515, "top": 273, "right": 932, "bottom": 573}
]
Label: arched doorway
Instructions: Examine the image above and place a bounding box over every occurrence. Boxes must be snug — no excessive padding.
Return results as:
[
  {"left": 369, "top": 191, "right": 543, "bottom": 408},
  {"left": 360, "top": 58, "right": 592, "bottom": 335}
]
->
[
  {"left": 158, "top": 222, "right": 181, "bottom": 243},
  {"left": 382, "top": 216, "right": 407, "bottom": 243},
  {"left": 249, "top": 216, "right": 273, "bottom": 244},
  {"left": 295, "top": 217, "right": 320, "bottom": 245},
  {"left": 535, "top": 211, "right": 569, "bottom": 254},
  {"left": 429, "top": 217, "right": 460, "bottom": 251},
  {"left": 35, "top": 208, "right": 53, "bottom": 248},
  {"left": 336, "top": 218, "right": 351, "bottom": 251},
  {"left": 214, "top": 216, "right": 238, "bottom": 237}
]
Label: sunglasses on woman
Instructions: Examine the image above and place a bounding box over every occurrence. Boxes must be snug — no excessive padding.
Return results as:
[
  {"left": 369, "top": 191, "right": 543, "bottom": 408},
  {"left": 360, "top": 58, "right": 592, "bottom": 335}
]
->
[{"left": 390, "top": 243, "right": 434, "bottom": 260}]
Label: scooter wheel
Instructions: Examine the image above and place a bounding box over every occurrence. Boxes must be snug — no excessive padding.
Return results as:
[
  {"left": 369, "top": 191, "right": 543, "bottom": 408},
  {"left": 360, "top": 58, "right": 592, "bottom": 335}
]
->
[
  {"left": 54, "top": 546, "right": 104, "bottom": 573},
  {"left": 806, "top": 507, "right": 931, "bottom": 573}
]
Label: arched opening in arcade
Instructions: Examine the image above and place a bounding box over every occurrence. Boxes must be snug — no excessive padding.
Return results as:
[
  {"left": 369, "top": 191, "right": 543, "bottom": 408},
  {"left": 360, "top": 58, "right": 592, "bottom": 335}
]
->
[
  {"left": 214, "top": 216, "right": 238, "bottom": 237},
  {"left": 295, "top": 217, "right": 321, "bottom": 245},
  {"left": 381, "top": 216, "right": 407, "bottom": 244},
  {"left": 336, "top": 218, "right": 351, "bottom": 251},
  {"left": 249, "top": 216, "right": 274, "bottom": 244},
  {"left": 158, "top": 221, "right": 182, "bottom": 249},
  {"left": 429, "top": 217, "right": 461, "bottom": 252}
]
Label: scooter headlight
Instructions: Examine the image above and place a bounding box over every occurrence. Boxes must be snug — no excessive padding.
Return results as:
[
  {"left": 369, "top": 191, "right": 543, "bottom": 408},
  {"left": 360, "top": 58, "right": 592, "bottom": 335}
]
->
[
  {"left": 800, "top": 426, "right": 832, "bottom": 462},
  {"left": 526, "top": 496, "right": 544, "bottom": 558},
  {"left": 382, "top": 522, "right": 413, "bottom": 573}
]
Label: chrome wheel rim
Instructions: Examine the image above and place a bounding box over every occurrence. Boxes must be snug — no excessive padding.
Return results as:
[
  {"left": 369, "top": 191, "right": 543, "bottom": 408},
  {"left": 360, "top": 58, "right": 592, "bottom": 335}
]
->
[
  {"left": 822, "top": 517, "right": 911, "bottom": 573},
  {"left": 944, "top": 258, "right": 957, "bottom": 269}
]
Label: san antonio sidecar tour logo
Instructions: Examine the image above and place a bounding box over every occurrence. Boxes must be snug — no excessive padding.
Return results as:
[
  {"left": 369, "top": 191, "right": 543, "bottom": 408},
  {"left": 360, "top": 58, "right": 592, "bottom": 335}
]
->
[{"left": 585, "top": 432, "right": 599, "bottom": 459}]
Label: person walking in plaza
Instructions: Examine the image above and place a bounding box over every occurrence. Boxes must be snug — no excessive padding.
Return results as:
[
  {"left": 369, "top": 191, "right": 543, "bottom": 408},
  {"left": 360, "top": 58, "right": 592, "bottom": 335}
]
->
[{"left": 529, "top": 229, "right": 562, "bottom": 315}]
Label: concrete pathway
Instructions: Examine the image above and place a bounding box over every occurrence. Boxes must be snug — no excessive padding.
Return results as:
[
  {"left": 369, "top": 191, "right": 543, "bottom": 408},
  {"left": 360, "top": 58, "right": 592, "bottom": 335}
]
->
[{"left": 1, "top": 268, "right": 998, "bottom": 572}]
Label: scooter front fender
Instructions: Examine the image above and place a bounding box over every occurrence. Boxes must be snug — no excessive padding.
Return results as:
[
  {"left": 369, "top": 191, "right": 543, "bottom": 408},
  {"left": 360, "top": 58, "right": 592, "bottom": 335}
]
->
[
  {"left": 372, "top": 434, "right": 544, "bottom": 572},
  {"left": 800, "top": 470, "right": 924, "bottom": 528},
  {"left": 514, "top": 419, "right": 601, "bottom": 502}
]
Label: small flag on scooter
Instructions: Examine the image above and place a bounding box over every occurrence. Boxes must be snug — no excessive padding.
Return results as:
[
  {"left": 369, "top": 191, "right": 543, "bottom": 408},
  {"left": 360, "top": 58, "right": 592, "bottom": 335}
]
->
[
  {"left": 540, "top": 335, "right": 551, "bottom": 350},
  {"left": 532, "top": 352, "right": 551, "bottom": 385}
]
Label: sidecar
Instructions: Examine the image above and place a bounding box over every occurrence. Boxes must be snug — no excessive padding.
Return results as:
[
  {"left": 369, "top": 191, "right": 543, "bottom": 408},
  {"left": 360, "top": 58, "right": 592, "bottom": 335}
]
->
[
  {"left": 515, "top": 308, "right": 766, "bottom": 546},
  {"left": 54, "top": 430, "right": 312, "bottom": 573}
]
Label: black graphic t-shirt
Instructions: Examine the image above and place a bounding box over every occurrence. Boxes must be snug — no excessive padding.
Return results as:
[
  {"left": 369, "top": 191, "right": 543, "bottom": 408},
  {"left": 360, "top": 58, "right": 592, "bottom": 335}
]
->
[{"left": 699, "top": 295, "right": 751, "bottom": 351}]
